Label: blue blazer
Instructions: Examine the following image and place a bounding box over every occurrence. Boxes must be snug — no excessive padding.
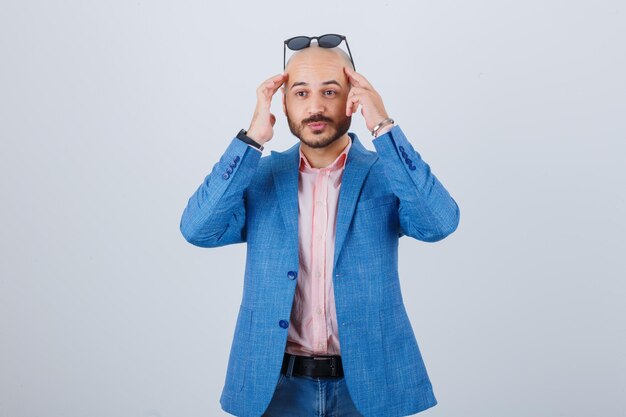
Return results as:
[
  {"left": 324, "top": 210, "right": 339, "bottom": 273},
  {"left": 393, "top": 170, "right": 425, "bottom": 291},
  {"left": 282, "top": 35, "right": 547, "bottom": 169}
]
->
[{"left": 180, "top": 125, "right": 460, "bottom": 417}]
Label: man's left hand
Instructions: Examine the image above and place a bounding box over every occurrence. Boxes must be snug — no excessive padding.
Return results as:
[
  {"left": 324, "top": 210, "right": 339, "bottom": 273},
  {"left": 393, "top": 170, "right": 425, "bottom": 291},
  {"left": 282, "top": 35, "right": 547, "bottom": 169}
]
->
[{"left": 344, "top": 67, "right": 392, "bottom": 135}]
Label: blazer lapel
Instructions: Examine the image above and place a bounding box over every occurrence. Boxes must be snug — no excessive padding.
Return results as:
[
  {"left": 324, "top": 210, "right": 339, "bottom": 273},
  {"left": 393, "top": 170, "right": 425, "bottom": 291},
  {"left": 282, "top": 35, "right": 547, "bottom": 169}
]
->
[
  {"left": 271, "top": 142, "right": 300, "bottom": 248},
  {"left": 333, "top": 134, "right": 378, "bottom": 270}
]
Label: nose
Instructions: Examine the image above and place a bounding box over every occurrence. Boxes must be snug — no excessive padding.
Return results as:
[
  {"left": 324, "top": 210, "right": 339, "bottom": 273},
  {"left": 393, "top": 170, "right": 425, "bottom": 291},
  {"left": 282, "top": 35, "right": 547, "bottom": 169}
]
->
[{"left": 307, "top": 94, "right": 325, "bottom": 115}]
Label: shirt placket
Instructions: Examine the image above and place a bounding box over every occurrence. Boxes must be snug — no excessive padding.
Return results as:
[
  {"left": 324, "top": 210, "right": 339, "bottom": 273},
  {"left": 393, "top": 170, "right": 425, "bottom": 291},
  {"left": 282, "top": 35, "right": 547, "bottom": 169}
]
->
[{"left": 312, "top": 168, "right": 330, "bottom": 354}]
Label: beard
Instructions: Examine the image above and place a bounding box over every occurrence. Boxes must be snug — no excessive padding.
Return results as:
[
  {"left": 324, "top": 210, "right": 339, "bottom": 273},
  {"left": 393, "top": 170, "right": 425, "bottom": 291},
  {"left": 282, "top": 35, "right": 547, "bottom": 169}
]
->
[{"left": 286, "top": 110, "right": 351, "bottom": 149}]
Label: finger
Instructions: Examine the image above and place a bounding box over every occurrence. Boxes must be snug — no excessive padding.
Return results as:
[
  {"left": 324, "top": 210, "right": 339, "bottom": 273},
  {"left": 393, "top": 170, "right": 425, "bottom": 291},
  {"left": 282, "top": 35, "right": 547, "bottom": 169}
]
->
[
  {"left": 352, "top": 99, "right": 359, "bottom": 116},
  {"left": 346, "top": 93, "right": 355, "bottom": 116},
  {"left": 344, "top": 67, "right": 373, "bottom": 90},
  {"left": 262, "top": 73, "right": 287, "bottom": 84},
  {"left": 262, "top": 77, "right": 285, "bottom": 92},
  {"left": 346, "top": 94, "right": 360, "bottom": 117},
  {"left": 348, "top": 86, "right": 367, "bottom": 97},
  {"left": 261, "top": 81, "right": 281, "bottom": 98},
  {"left": 259, "top": 74, "right": 287, "bottom": 100},
  {"left": 272, "top": 72, "right": 287, "bottom": 81},
  {"left": 346, "top": 87, "right": 361, "bottom": 115},
  {"left": 270, "top": 74, "right": 287, "bottom": 94},
  {"left": 259, "top": 73, "right": 287, "bottom": 90}
]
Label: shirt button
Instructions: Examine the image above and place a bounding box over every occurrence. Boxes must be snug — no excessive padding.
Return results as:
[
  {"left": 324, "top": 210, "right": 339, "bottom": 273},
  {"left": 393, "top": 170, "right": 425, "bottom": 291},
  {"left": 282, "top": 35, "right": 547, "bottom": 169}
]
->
[
  {"left": 287, "top": 271, "right": 298, "bottom": 280},
  {"left": 279, "top": 320, "right": 289, "bottom": 329},
  {"left": 316, "top": 307, "right": 323, "bottom": 314},
  {"left": 315, "top": 271, "right": 321, "bottom": 278}
]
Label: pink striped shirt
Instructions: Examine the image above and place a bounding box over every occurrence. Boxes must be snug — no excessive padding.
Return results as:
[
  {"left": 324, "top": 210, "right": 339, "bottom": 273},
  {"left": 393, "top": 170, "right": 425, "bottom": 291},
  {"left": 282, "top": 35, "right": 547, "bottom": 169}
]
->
[{"left": 285, "top": 139, "right": 352, "bottom": 357}]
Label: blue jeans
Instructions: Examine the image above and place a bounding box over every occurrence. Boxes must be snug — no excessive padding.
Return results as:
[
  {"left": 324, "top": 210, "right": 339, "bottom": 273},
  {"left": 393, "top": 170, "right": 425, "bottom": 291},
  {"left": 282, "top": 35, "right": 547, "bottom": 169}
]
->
[{"left": 262, "top": 372, "right": 363, "bottom": 416}]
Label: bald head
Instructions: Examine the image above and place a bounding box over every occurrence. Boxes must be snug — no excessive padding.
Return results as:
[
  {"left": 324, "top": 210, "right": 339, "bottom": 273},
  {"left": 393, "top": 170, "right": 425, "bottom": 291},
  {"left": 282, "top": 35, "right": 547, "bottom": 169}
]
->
[
  {"left": 283, "top": 44, "right": 353, "bottom": 94},
  {"left": 285, "top": 43, "right": 354, "bottom": 72}
]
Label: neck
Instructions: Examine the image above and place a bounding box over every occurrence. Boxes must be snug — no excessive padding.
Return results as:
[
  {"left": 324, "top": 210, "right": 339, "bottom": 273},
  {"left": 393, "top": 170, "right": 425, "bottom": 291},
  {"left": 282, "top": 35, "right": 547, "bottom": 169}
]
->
[{"left": 300, "top": 134, "right": 350, "bottom": 168}]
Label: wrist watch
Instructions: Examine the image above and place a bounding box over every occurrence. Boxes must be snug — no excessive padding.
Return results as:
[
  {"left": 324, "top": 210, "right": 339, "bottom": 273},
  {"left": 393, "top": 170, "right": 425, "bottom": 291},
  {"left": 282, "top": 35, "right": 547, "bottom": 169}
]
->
[{"left": 237, "top": 129, "right": 264, "bottom": 151}]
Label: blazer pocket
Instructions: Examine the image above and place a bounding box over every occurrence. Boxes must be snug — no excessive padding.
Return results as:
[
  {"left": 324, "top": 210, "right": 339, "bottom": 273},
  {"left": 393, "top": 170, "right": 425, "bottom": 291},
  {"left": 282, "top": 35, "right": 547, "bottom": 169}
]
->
[{"left": 355, "top": 194, "right": 397, "bottom": 212}]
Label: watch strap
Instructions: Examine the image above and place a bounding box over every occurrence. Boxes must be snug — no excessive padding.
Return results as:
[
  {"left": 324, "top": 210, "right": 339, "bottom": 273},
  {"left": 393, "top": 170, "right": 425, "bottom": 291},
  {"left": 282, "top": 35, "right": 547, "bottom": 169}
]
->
[{"left": 236, "top": 129, "right": 264, "bottom": 151}]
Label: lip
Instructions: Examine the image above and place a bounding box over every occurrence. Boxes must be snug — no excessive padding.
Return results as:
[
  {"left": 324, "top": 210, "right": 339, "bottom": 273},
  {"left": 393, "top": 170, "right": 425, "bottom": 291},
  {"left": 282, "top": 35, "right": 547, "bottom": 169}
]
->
[{"left": 307, "top": 122, "right": 327, "bottom": 130}]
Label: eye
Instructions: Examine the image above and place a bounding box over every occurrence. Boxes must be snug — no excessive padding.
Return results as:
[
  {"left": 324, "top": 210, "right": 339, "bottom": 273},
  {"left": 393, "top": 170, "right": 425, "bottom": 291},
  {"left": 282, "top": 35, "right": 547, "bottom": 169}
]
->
[
  {"left": 295, "top": 90, "right": 307, "bottom": 97},
  {"left": 323, "top": 90, "right": 337, "bottom": 96}
]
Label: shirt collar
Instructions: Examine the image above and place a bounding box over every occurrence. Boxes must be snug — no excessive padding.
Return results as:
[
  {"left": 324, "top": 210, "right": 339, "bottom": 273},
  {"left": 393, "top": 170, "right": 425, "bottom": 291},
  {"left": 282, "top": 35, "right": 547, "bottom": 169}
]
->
[{"left": 299, "top": 137, "right": 352, "bottom": 173}]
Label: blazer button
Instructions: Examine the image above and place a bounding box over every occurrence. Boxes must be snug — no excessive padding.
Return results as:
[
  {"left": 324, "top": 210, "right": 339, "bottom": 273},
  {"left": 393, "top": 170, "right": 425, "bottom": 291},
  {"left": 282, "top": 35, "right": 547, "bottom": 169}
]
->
[
  {"left": 222, "top": 173, "right": 230, "bottom": 180},
  {"left": 401, "top": 151, "right": 408, "bottom": 159},
  {"left": 229, "top": 162, "right": 237, "bottom": 168},
  {"left": 405, "top": 158, "right": 412, "bottom": 165},
  {"left": 226, "top": 167, "right": 233, "bottom": 174},
  {"left": 234, "top": 155, "right": 240, "bottom": 163},
  {"left": 399, "top": 146, "right": 405, "bottom": 153},
  {"left": 287, "top": 271, "right": 297, "bottom": 280},
  {"left": 409, "top": 164, "right": 417, "bottom": 171},
  {"left": 279, "top": 320, "right": 289, "bottom": 329}
]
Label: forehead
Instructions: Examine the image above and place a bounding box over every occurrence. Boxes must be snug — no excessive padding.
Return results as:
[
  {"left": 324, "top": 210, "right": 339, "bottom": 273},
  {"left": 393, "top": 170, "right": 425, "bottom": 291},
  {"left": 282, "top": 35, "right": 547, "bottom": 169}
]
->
[{"left": 286, "top": 48, "right": 349, "bottom": 88}]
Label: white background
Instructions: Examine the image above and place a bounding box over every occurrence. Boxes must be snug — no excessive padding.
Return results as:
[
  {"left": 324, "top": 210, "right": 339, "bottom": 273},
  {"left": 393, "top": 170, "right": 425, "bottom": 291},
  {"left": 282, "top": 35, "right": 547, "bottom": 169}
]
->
[{"left": 1, "top": 0, "right": 625, "bottom": 416}]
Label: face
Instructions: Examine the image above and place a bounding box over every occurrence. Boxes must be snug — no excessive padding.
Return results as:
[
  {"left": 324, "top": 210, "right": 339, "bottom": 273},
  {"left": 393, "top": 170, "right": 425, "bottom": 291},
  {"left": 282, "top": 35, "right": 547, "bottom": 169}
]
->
[{"left": 283, "top": 48, "right": 352, "bottom": 149}]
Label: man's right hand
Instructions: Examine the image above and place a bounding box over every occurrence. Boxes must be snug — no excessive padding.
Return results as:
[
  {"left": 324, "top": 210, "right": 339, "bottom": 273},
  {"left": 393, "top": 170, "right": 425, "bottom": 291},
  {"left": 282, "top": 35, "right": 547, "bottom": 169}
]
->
[{"left": 246, "top": 73, "right": 287, "bottom": 145}]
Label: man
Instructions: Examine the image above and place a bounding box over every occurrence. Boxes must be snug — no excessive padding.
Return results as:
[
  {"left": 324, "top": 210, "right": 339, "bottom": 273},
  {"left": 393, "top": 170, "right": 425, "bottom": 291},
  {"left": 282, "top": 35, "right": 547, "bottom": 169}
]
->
[{"left": 180, "top": 34, "right": 460, "bottom": 417}]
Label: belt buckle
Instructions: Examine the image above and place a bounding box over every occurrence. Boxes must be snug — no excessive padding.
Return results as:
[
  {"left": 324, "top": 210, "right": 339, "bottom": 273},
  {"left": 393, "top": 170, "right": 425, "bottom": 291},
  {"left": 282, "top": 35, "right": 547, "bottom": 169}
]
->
[
  {"left": 313, "top": 355, "right": 338, "bottom": 377},
  {"left": 329, "top": 356, "right": 338, "bottom": 377}
]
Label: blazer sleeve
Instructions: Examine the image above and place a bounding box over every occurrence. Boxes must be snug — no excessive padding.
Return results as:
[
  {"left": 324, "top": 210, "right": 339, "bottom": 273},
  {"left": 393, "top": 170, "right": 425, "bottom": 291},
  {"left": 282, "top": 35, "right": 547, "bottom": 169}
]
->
[
  {"left": 372, "top": 125, "right": 460, "bottom": 242},
  {"left": 179, "top": 138, "right": 262, "bottom": 247}
]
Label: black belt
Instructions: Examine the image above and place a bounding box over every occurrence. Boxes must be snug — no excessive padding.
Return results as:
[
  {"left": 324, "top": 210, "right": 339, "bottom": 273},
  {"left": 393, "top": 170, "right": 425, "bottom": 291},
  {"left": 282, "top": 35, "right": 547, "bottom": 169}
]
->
[{"left": 281, "top": 353, "right": 344, "bottom": 378}]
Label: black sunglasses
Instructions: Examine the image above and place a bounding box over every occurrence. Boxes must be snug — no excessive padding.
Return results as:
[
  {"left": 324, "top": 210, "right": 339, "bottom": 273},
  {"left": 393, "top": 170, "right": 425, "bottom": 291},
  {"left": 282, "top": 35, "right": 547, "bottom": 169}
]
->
[{"left": 283, "top": 34, "right": 355, "bottom": 71}]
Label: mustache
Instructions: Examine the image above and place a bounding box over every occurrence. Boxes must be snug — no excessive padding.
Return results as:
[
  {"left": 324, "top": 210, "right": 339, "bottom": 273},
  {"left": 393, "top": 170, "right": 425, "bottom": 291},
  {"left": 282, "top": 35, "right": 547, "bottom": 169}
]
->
[{"left": 302, "top": 114, "right": 334, "bottom": 125}]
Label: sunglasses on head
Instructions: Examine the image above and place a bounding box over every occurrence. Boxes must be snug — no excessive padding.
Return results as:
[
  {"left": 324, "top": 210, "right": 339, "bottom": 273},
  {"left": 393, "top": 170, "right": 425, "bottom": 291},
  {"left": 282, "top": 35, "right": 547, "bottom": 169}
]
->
[{"left": 283, "top": 34, "right": 355, "bottom": 71}]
